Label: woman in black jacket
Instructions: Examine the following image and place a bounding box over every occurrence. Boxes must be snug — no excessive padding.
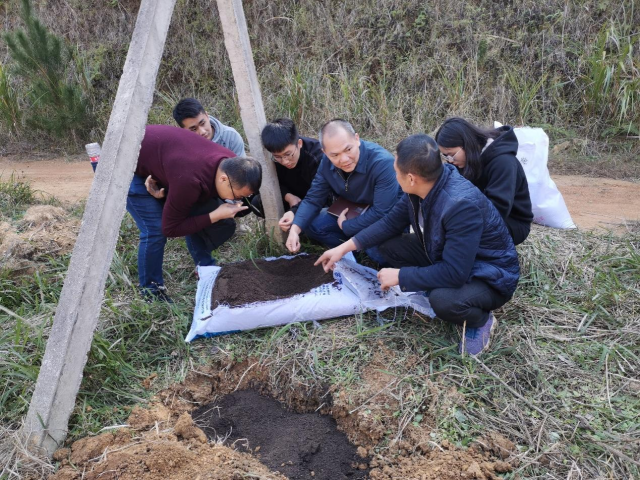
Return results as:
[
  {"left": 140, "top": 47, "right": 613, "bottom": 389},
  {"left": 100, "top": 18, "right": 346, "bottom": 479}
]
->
[{"left": 435, "top": 117, "right": 533, "bottom": 245}]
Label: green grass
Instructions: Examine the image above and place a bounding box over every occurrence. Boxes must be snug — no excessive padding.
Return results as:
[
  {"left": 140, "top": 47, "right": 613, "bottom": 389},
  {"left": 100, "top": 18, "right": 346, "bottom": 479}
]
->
[
  {"left": 0, "top": 180, "right": 638, "bottom": 479},
  {"left": 0, "top": 174, "right": 59, "bottom": 220},
  {"left": 0, "top": 174, "right": 37, "bottom": 219},
  {"left": 0, "top": 63, "right": 21, "bottom": 134}
]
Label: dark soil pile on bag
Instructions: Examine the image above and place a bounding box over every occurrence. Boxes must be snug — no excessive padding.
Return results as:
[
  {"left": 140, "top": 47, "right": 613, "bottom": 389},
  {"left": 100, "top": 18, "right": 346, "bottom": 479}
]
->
[
  {"left": 192, "top": 389, "right": 369, "bottom": 480},
  {"left": 211, "top": 254, "right": 334, "bottom": 308}
]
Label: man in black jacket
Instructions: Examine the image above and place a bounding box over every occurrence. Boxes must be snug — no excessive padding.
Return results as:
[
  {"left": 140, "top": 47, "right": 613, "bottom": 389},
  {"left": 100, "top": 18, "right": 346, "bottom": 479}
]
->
[
  {"left": 248, "top": 118, "right": 325, "bottom": 219},
  {"left": 315, "top": 134, "right": 520, "bottom": 356}
]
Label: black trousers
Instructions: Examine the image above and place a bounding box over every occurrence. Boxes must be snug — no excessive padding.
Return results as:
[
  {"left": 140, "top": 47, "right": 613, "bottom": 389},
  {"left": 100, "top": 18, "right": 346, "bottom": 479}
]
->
[
  {"left": 189, "top": 199, "right": 236, "bottom": 253},
  {"left": 378, "top": 234, "right": 511, "bottom": 328}
]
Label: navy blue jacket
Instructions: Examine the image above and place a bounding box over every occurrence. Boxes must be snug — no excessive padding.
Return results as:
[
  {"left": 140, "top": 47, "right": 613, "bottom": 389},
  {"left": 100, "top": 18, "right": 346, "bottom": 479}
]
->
[
  {"left": 353, "top": 164, "right": 520, "bottom": 297},
  {"left": 293, "top": 140, "right": 402, "bottom": 237}
]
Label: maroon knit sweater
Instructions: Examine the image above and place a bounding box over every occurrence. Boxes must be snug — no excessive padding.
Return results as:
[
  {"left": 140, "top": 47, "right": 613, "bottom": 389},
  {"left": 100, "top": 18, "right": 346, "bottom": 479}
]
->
[{"left": 135, "top": 125, "right": 236, "bottom": 238}]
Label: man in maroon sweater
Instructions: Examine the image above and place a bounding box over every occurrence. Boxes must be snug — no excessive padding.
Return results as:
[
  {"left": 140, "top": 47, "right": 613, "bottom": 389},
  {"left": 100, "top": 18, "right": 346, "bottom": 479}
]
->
[{"left": 127, "top": 125, "right": 262, "bottom": 301}]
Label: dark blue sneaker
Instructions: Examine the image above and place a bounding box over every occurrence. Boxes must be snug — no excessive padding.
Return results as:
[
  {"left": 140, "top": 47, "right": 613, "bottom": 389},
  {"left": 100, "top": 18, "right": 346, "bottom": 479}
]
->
[{"left": 459, "top": 313, "right": 496, "bottom": 356}]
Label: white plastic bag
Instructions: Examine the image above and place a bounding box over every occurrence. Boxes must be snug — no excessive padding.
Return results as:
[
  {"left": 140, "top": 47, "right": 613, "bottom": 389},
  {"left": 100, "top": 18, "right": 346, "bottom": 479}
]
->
[
  {"left": 334, "top": 256, "right": 435, "bottom": 316},
  {"left": 186, "top": 254, "right": 434, "bottom": 341},
  {"left": 496, "top": 123, "right": 576, "bottom": 229}
]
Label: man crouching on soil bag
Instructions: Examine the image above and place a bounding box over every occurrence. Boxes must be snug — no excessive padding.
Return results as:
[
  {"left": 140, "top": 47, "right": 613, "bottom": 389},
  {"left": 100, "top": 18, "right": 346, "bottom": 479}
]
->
[
  {"left": 315, "top": 134, "right": 520, "bottom": 356},
  {"left": 282, "top": 119, "right": 402, "bottom": 264},
  {"left": 127, "top": 125, "right": 262, "bottom": 302}
]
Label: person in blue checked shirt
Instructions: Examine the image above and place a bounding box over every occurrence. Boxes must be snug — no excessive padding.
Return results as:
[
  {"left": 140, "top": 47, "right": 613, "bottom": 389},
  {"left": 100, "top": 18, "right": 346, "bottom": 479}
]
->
[{"left": 282, "top": 119, "right": 401, "bottom": 264}]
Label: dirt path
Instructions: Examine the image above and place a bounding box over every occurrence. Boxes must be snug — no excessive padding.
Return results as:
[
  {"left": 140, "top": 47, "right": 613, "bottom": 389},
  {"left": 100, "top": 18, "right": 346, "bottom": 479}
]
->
[
  {"left": 0, "top": 157, "right": 94, "bottom": 205},
  {"left": 553, "top": 176, "right": 640, "bottom": 232},
  {"left": 1, "top": 157, "right": 639, "bottom": 232}
]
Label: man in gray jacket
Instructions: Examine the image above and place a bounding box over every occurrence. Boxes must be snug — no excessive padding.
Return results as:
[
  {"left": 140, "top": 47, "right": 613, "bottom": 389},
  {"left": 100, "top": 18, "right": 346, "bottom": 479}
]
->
[{"left": 173, "top": 98, "right": 246, "bottom": 157}]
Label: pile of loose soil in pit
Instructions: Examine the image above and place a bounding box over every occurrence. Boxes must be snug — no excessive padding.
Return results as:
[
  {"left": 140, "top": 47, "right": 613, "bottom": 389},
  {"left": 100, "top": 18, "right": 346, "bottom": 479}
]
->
[
  {"left": 192, "top": 389, "right": 369, "bottom": 479},
  {"left": 211, "top": 254, "right": 334, "bottom": 308},
  {"left": 368, "top": 441, "right": 512, "bottom": 480}
]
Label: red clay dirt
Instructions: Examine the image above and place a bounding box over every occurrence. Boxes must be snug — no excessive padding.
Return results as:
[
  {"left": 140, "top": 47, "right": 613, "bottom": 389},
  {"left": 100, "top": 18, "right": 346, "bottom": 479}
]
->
[
  {"left": 0, "top": 157, "right": 93, "bottom": 205},
  {"left": 1, "top": 156, "right": 638, "bottom": 232}
]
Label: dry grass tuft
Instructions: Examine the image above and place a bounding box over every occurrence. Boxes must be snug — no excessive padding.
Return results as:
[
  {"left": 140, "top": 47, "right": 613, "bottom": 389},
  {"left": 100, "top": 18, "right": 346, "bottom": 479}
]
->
[{"left": 0, "top": 424, "right": 55, "bottom": 480}]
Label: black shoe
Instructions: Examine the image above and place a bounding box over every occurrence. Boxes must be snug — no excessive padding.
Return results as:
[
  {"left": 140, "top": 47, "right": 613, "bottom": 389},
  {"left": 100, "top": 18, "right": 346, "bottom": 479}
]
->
[{"left": 141, "top": 286, "right": 174, "bottom": 304}]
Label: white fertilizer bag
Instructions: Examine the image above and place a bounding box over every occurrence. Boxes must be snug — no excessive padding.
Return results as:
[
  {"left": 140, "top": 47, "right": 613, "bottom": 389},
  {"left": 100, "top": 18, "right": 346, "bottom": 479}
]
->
[
  {"left": 495, "top": 122, "right": 575, "bottom": 229},
  {"left": 333, "top": 256, "right": 435, "bottom": 316},
  {"left": 186, "top": 254, "right": 435, "bottom": 342}
]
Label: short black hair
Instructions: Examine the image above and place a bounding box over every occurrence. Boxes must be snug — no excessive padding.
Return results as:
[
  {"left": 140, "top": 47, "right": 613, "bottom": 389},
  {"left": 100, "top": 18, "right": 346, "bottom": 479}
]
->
[
  {"left": 318, "top": 118, "right": 356, "bottom": 146},
  {"left": 221, "top": 157, "right": 262, "bottom": 193},
  {"left": 396, "top": 134, "right": 443, "bottom": 181},
  {"left": 261, "top": 118, "right": 298, "bottom": 153},
  {"left": 173, "top": 98, "right": 206, "bottom": 127}
]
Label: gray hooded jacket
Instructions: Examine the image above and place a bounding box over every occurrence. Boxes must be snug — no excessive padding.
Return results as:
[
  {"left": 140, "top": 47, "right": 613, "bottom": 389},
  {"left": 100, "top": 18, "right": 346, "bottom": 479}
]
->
[{"left": 209, "top": 115, "right": 246, "bottom": 157}]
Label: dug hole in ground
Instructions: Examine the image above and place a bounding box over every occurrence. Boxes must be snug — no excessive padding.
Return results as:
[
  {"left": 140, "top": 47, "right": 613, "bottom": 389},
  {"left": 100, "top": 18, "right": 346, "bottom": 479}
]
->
[{"left": 50, "top": 358, "right": 515, "bottom": 480}]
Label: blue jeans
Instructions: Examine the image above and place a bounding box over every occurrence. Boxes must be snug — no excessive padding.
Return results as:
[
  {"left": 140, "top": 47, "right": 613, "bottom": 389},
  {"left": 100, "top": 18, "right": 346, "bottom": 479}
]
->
[
  {"left": 126, "top": 175, "right": 232, "bottom": 292},
  {"left": 305, "top": 208, "right": 387, "bottom": 265}
]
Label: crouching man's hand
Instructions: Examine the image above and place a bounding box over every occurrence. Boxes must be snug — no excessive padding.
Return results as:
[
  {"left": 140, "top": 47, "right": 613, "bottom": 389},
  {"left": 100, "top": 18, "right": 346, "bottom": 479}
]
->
[
  {"left": 279, "top": 211, "right": 295, "bottom": 232},
  {"left": 285, "top": 225, "right": 302, "bottom": 253},
  {"left": 377, "top": 268, "right": 400, "bottom": 291},
  {"left": 210, "top": 201, "right": 248, "bottom": 223},
  {"left": 314, "top": 239, "right": 357, "bottom": 272}
]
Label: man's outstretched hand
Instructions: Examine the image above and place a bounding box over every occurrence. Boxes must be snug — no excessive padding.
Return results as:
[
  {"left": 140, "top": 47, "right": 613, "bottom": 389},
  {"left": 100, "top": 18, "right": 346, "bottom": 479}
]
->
[
  {"left": 314, "top": 239, "right": 357, "bottom": 272},
  {"left": 279, "top": 211, "right": 295, "bottom": 232}
]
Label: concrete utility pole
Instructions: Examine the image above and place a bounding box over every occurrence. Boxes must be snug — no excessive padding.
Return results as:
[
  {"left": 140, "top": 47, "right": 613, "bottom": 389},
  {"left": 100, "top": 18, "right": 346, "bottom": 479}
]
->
[
  {"left": 23, "top": 0, "right": 177, "bottom": 456},
  {"left": 215, "top": 0, "right": 285, "bottom": 238}
]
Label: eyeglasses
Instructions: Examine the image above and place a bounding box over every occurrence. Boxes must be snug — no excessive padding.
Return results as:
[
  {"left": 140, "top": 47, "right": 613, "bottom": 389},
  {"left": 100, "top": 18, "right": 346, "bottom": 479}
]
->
[
  {"left": 225, "top": 179, "right": 262, "bottom": 216},
  {"left": 272, "top": 145, "right": 298, "bottom": 164},
  {"left": 225, "top": 178, "right": 242, "bottom": 203},
  {"left": 440, "top": 148, "right": 462, "bottom": 163}
]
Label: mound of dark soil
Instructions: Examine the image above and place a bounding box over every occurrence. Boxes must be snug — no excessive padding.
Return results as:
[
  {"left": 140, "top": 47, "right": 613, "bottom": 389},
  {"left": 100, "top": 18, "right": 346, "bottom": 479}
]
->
[
  {"left": 211, "top": 254, "right": 334, "bottom": 308},
  {"left": 192, "top": 390, "right": 369, "bottom": 480}
]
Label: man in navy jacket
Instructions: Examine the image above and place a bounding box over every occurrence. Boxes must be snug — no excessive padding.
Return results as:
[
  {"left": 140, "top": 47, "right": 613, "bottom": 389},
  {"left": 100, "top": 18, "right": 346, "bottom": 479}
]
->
[
  {"left": 283, "top": 119, "right": 401, "bottom": 263},
  {"left": 315, "top": 134, "right": 520, "bottom": 356}
]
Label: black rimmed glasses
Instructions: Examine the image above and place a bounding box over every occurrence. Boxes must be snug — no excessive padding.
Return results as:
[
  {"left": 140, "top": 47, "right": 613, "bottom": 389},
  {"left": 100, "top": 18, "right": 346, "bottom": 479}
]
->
[
  {"left": 225, "top": 178, "right": 262, "bottom": 216},
  {"left": 271, "top": 144, "right": 299, "bottom": 164},
  {"left": 224, "top": 178, "right": 242, "bottom": 204}
]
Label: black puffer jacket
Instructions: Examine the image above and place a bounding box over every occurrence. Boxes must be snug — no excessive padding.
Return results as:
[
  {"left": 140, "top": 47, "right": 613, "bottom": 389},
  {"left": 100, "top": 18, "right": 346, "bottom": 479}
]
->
[
  {"left": 473, "top": 126, "right": 533, "bottom": 245},
  {"left": 354, "top": 164, "right": 520, "bottom": 298}
]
